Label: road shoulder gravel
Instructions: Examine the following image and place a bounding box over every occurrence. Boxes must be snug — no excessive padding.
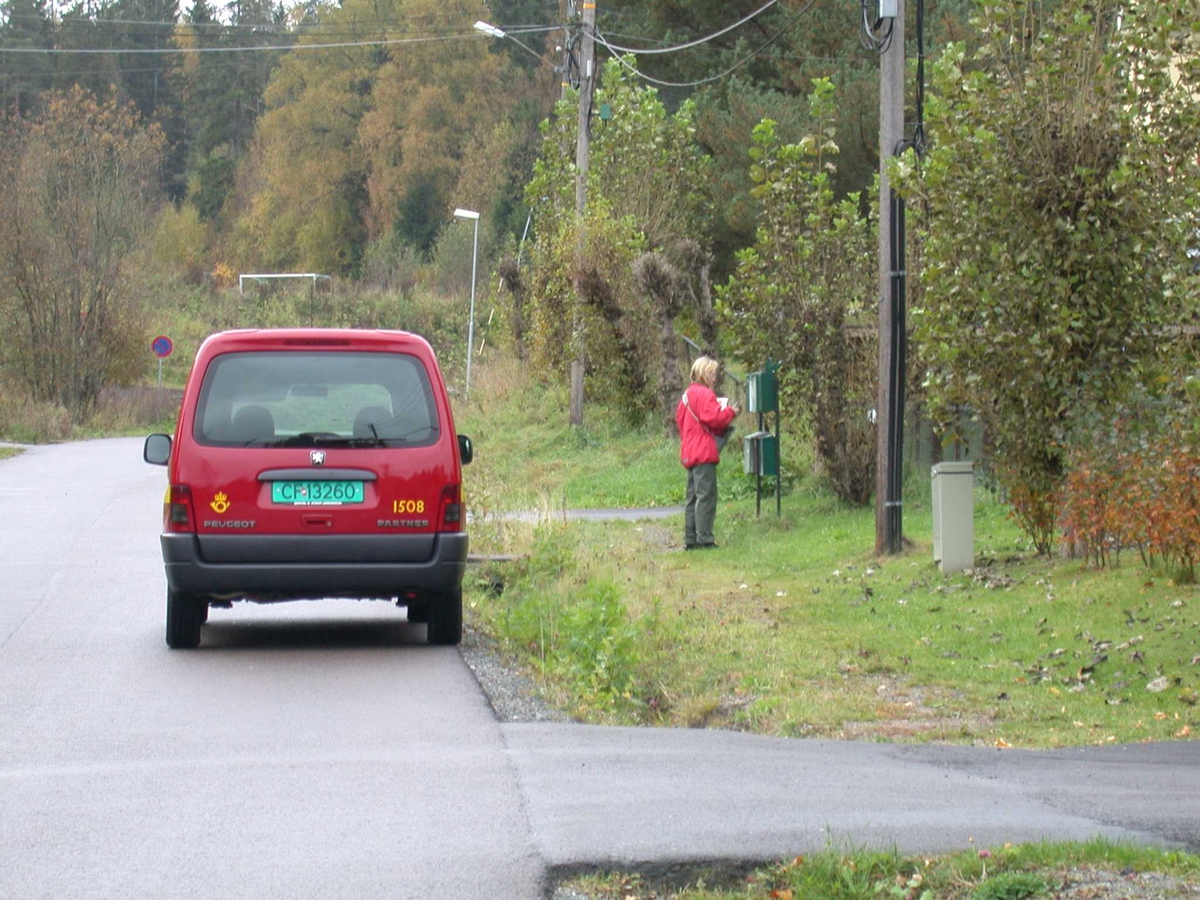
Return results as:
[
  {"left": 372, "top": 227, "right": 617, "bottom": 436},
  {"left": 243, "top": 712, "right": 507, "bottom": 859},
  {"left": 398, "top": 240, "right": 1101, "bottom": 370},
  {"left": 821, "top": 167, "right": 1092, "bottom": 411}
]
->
[{"left": 461, "top": 623, "right": 571, "bottom": 724}]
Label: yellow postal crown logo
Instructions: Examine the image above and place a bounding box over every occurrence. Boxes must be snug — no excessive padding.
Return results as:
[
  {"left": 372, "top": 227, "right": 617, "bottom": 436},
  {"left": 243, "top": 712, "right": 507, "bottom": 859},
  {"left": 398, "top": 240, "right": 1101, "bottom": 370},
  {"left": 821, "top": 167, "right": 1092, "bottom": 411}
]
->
[{"left": 210, "top": 492, "right": 230, "bottom": 514}]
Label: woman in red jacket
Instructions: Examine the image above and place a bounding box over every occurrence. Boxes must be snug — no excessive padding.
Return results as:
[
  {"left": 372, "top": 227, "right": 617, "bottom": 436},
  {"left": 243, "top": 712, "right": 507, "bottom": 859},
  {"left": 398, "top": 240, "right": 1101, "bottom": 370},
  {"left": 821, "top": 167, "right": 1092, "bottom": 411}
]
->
[{"left": 676, "top": 355, "right": 739, "bottom": 550}]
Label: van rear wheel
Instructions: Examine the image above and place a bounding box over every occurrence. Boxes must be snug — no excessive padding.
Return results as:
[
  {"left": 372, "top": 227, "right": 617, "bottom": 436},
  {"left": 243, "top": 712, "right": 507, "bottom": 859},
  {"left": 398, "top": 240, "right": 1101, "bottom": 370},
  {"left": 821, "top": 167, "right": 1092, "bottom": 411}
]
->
[
  {"left": 166, "top": 589, "right": 204, "bottom": 649},
  {"left": 427, "top": 589, "right": 462, "bottom": 646}
]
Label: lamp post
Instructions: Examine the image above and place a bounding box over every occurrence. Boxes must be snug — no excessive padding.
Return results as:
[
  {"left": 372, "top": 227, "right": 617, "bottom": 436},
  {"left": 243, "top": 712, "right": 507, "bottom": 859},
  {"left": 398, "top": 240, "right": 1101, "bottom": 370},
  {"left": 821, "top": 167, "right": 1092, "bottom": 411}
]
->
[
  {"left": 473, "top": 20, "right": 549, "bottom": 65},
  {"left": 453, "top": 207, "right": 480, "bottom": 395}
]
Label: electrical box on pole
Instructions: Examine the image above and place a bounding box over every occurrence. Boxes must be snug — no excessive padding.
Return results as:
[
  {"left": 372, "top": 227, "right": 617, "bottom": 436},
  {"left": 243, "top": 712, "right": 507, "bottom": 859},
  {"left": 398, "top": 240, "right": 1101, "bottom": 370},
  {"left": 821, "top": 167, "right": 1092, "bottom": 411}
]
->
[{"left": 878, "top": 0, "right": 898, "bottom": 18}]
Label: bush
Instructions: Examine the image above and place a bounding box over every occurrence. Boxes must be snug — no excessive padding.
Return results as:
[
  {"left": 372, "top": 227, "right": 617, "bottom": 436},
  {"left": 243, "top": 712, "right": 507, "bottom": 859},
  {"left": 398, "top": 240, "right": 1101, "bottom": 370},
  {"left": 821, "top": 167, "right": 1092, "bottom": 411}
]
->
[
  {"left": 1061, "top": 406, "right": 1200, "bottom": 577},
  {"left": 0, "top": 388, "right": 72, "bottom": 443},
  {"left": 483, "top": 527, "right": 647, "bottom": 719},
  {"left": 720, "top": 82, "right": 878, "bottom": 506}
]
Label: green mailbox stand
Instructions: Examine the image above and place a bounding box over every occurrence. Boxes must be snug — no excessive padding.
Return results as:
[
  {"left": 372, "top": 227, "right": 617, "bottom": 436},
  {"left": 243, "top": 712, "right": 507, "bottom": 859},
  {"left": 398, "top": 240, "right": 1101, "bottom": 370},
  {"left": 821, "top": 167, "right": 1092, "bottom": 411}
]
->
[{"left": 746, "top": 361, "right": 781, "bottom": 516}]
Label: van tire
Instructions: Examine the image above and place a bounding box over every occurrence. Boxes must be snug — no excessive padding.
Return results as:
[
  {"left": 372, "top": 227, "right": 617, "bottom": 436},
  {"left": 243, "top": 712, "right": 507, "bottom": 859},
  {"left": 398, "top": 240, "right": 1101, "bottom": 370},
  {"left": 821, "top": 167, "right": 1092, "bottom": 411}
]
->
[
  {"left": 427, "top": 589, "right": 462, "bottom": 646},
  {"left": 166, "top": 589, "right": 204, "bottom": 649}
]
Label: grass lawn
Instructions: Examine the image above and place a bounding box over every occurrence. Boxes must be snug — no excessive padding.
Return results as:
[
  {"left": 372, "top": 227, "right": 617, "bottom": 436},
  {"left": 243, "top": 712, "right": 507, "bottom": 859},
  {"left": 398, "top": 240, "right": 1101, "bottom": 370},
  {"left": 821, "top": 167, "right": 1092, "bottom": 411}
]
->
[
  {"left": 462, "top": 361, "right": 1200, "bottom": 749},
  {"left": 562, "top": 840, "right": 1200, "bottom": 900}
]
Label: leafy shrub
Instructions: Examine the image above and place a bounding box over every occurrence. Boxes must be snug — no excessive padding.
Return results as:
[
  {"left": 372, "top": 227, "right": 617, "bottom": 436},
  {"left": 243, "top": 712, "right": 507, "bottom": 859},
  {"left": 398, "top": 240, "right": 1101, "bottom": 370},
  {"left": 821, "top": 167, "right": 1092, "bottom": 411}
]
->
[
  {"left": 969, "top": 871, "right": 1047, "bottom": 900},
  {"left": 153, "top": 203, "right": 210, "bottom": 285},
  {"left": 0, "top": 388, "right": 72, "bottom": 443},
  {"left": 485, "top": 527, "right": 646, "bottom": 719},
  {"left": 897, "top": 0, "right": 1200, "bottom": 552},
  {"left": 1061, "top": 389, "right": 1200, "bottom": 576}
]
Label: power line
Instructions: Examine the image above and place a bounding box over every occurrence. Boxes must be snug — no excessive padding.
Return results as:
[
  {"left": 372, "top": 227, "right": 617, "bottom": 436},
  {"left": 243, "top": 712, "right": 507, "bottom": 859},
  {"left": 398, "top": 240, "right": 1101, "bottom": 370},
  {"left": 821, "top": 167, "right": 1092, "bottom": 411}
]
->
[
  {"left": 592, "top": 0, "right": 820, "bottom": 89},
  {"left": 0, "top": 26, "right": 558, "bottom": 54},
  {"left": 597, "top": 0, "right": 779, "bottom": 55},
  {"left": 0, "top": 1, "right": 560, "bottom": 30}
]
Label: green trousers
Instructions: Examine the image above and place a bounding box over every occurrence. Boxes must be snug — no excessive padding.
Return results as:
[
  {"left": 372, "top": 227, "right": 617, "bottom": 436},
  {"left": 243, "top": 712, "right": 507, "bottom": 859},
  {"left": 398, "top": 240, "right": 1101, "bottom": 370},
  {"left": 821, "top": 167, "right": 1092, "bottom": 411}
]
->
[{"left": 684, "top": 462, "right": 718, "bottom": 546}]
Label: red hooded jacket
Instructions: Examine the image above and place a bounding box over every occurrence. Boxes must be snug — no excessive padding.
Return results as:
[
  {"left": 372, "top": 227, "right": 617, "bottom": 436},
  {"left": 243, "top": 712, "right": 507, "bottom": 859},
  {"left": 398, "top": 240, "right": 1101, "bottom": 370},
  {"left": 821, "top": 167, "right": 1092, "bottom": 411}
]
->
[{"left": 676, "top": 383, "right": 737, "bottom": 469}]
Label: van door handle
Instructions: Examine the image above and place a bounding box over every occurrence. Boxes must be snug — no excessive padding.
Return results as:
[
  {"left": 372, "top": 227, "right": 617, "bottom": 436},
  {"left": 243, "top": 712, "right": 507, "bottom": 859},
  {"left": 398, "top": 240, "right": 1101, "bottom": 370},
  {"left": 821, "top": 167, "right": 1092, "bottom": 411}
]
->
[{"left": 302, "top": 514, "right": 333, "bottom": 528}]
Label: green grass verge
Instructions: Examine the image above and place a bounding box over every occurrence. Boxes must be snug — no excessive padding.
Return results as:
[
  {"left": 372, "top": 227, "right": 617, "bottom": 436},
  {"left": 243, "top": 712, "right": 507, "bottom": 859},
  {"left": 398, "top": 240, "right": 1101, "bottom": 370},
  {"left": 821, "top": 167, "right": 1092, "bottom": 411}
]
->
[
  {"left": 456, "top": 358, "right": 684, "bottom": 512},
  {"left": 563, "top": 840, "right": 1200, "bottom": 900},
  {"left": 0, "top": 447, "right": 24, "bottom": 461},
  {"left": 463, "top": 361, "right": 1200, "bottom": 748}
]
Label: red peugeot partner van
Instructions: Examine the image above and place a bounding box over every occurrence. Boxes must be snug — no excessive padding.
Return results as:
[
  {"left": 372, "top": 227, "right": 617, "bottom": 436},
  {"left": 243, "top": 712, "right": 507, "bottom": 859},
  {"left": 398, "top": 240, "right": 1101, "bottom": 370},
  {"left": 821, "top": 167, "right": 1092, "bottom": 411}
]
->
[{"left": 143, "top": 329, "right": 472, "bottom": 649}]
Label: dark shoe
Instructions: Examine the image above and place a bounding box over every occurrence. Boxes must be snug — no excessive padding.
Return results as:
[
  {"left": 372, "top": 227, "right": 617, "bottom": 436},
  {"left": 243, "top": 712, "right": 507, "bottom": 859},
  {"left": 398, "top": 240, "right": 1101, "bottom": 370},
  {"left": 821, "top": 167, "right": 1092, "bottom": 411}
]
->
[
  {"left": 694, "top": 542, "right": 718, "bottom": 550},
  {"left": 684, "top": 542, "right": 697, "bottom": 550}
]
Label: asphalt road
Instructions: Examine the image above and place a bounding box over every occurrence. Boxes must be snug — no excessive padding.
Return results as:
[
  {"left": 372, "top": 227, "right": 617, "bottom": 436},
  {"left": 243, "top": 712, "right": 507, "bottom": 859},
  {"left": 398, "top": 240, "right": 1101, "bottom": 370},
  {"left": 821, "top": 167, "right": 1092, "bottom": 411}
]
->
[{"left": 1, "top": 439, "right": 1197, "bottom": 899}]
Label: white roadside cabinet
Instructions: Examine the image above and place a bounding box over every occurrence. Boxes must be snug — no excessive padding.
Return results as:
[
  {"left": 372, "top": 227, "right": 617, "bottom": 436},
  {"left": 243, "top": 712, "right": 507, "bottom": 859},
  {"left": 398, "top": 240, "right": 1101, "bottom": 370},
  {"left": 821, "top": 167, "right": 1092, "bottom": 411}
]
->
[{"left": 932, "top": 461, "right": 974, "bottom": 574}]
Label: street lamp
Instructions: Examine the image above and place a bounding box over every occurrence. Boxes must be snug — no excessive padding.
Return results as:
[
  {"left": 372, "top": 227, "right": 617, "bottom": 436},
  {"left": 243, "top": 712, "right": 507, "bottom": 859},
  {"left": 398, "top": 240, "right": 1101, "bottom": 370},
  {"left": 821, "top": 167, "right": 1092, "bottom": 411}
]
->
[
  {"left": 473, "top": 20, "right": 505, "bottom": 38},
  {"left": 453, "top": 207, "right": 480, "bottom": 395},
  {"left": 473, "top": 19, "right": 550, "bottom": 65}
]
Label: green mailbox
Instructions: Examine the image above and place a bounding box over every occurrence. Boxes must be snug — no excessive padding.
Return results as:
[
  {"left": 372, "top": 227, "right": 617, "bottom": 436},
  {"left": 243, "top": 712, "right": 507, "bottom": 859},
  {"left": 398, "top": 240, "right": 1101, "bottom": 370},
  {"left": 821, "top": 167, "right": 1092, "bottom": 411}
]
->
[
  {"left": 747, "top": 369, "right": 778, "bottom": 413},
  {"left": 742, "top": 432, "right": 779, "bottom": 477},
  {"left": 758, "top": 433, "right": 779, "bottom": 477}
]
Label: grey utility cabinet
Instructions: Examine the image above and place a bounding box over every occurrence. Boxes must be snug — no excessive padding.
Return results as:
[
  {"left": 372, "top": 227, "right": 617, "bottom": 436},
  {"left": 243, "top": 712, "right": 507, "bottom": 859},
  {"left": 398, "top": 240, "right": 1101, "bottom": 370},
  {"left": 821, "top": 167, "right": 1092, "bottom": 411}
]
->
[{"left": 932, "top": 461, "right": 974, "bottom": 574}]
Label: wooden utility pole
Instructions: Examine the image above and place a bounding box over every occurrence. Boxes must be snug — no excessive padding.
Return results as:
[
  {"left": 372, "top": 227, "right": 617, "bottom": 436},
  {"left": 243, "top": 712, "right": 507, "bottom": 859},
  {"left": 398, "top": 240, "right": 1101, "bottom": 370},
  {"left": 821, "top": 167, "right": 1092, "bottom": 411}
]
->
[
  {"left": 569, "top": 0, "right": 596, "bottom": 427},
  {"left": 875, "top": 0, "right": 905, "bottom": 554}
]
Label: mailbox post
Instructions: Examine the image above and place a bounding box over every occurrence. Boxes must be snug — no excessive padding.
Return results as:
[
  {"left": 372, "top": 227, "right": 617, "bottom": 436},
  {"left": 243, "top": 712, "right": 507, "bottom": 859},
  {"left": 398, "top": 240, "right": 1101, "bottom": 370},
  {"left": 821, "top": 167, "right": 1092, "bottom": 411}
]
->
[{"left": 744, "top": 360, "right": 781, "bottom": 516}]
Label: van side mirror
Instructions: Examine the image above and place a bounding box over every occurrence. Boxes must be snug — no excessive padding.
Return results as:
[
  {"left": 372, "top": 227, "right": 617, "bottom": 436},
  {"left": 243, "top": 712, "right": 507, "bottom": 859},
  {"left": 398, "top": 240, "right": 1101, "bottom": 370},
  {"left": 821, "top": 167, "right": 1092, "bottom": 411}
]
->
[
  {"left": 144, "top": 433, "right": 172, "bottom": 466},
  {"left": 457, "top": 434, "right": 473, "bottom": 465}
]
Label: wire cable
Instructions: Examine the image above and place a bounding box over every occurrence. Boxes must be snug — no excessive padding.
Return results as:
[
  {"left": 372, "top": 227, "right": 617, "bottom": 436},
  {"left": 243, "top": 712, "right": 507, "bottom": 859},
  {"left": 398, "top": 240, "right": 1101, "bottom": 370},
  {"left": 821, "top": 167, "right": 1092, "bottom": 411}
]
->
[
  {"left": 0, "top": 1, "right": 561, "bottom": 29},
  {"left": 0, "top": 26, "right": 559, "bottom": 54},
  {"left": 597, "top": 0, "right": 779, "bottom": 55},
  {"left": 592, "top": 0, "right": 819, "bottom": 89},
  {"left": 912, "top": 0, "right": 926, "bottom": 153},
  {"left": 859, "top": 0, "right": 894, "bottom": 53}
]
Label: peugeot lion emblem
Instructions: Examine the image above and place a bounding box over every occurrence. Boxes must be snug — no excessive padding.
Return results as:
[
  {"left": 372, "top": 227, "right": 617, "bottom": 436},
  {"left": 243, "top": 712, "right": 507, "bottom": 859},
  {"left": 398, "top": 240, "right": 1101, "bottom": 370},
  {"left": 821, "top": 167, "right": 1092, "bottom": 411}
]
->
[{"left": 310, "top": 450, "right": 326, "bottom": 466}]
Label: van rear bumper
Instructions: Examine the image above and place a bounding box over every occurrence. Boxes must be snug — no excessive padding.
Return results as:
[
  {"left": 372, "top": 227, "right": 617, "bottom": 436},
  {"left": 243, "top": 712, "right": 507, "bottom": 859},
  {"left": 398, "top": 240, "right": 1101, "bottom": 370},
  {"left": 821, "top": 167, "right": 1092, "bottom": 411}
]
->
[{"left": 160, "top": 532, "right": 468, "bottom": 600}]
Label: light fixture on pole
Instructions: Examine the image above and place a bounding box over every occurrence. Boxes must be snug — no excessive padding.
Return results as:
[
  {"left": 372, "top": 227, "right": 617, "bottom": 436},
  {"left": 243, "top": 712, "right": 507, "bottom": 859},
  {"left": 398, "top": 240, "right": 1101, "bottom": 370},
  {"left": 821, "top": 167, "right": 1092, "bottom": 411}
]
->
[
  {"left": 453, "top": 207, "right": 480, "bottom": 395},
  {"left": 473, "top": 19, "right": 550, "bottom": 64},
  {"left": 473, "top": 20, "right": 505, "bottom": 38}
]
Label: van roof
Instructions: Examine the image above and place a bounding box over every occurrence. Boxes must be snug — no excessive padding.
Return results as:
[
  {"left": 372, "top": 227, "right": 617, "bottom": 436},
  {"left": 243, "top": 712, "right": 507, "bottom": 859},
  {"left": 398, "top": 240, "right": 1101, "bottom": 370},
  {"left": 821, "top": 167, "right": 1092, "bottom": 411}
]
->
[{"left": 197, "top": 328, "right": 435, "bottom": 356}]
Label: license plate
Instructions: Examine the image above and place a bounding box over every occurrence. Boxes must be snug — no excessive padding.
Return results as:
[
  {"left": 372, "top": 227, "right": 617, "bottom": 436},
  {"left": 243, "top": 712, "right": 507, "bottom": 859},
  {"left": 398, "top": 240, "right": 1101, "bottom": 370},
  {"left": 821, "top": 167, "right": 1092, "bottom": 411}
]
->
[{"left": 271, "top": 480, "right": 364, "bottom": 505}]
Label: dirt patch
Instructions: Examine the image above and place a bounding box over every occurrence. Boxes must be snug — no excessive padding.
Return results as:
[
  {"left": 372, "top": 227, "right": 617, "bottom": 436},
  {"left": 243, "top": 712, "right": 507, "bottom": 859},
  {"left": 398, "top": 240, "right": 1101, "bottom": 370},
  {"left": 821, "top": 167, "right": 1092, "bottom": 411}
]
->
[
  {"left": 834, "top": 675, "right": 996, "bottom": 742},
  {"left": 636, "top": 521, "right": 681, "bottom": 553}
]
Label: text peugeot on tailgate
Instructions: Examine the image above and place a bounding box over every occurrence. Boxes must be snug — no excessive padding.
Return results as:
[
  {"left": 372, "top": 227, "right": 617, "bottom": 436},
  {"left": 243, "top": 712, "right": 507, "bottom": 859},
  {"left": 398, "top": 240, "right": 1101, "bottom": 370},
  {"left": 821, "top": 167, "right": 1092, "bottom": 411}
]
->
[{"left": 143, "top": 329, "right": 473, "bottom": 649}]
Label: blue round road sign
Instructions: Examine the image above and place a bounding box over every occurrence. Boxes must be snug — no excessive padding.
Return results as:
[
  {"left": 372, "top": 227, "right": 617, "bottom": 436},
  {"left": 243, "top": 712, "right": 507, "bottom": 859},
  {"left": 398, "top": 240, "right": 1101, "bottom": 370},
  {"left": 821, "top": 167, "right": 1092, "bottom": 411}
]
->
[{"left": 152, "top": 336, "right": 173, "bottom": 358}]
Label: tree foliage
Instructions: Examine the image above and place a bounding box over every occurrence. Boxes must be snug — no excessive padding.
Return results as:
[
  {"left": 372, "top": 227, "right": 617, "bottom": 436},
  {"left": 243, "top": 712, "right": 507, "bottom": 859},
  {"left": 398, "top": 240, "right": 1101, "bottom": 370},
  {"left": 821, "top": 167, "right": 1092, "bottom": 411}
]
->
[
  {"left": 227, "top": 0, "right": 526, "bottom": 275},
  {"left": 898, "top": 0, "right": 1200, "bottom": 552},
  {"left": 522, "top": 59, "right": 711, "bottom": 419},
  {"left": 0, "top": 87, "right": 165, "bottom": 414},
  {"left": 600, "top": 0, "right": 976, "bottom": 278},
  {"left": 719, "top": 80, "right": 878, "bottom": 505}
]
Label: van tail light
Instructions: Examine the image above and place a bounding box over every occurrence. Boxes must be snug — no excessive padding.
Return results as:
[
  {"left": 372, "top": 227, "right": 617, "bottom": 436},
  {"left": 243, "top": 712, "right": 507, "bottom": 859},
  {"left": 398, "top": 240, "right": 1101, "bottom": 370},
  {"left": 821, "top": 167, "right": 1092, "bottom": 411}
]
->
[
  {"left": 439, "top": 484, "right": 463, "bottom": 532},
  {"left": 164, "top": 484, "right": 195, "bottom": 533}
]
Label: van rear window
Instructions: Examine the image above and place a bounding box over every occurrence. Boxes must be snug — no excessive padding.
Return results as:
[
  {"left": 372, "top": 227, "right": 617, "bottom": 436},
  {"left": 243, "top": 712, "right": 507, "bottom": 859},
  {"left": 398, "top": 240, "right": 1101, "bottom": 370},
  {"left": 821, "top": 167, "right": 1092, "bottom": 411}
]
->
[{"left": 194, "top": 351, "right": 440, "bottom": 448}]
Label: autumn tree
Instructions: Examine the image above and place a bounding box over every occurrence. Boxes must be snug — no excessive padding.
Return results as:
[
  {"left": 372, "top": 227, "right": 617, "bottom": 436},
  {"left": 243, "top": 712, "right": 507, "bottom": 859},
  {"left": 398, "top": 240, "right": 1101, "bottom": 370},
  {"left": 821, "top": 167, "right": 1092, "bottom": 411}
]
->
[
  {"left": 0, "top": 87, "right": 165, "bottom": 414},
  {"left": 899, "top": 0, "right": 1200, "bottom": 553},
  {"left": 522, "top": 59, "right": 711, "bottom": 420},
  {"left": 229, "top": 0, "right": 523, "bottom": 275},
  {"left": 720, "top": 80, "right": 878, "bottom": 505}
]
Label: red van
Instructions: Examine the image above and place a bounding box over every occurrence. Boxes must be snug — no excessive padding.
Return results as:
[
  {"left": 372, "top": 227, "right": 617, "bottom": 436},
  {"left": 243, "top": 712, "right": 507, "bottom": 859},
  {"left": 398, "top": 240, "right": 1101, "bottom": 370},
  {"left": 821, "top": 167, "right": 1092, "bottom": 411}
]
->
[{"left": 143, "top": 329, "right": 472, "bottom": 649}]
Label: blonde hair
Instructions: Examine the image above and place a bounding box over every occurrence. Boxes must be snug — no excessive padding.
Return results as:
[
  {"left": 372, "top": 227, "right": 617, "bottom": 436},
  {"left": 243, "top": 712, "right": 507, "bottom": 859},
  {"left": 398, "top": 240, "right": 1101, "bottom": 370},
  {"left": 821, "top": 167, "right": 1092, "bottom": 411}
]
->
[{"left": 690, "top": 355, "right": 720, "bottom": 389}]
